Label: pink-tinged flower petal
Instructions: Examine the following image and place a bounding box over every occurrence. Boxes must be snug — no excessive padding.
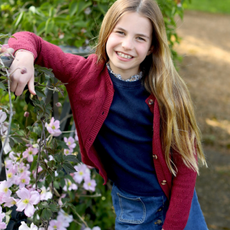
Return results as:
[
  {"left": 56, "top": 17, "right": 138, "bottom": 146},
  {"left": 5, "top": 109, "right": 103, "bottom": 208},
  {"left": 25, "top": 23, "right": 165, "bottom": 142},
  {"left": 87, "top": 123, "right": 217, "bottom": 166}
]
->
[
  {"left": 92, "top": 227, "right": 101, "bottom": 230},
  {"left": 0, "top": 110, "right": 7, "bottom": 123},
  {"left": 30, "top": 223, "right": 39, "bottom": 230},
  {"left": 16, "top": 200, "right": 27, "bottom": 212},
  {"left": 75, "top": 130, "right": 79, "bottom": 141},
  {"left": 0, "top": 192, "right": 6, "bottom": 204},
  {"left": 30, "top": 191, "right": 40, "bottom": 205},
  {"left": 4, "top": 196, "right": 17, "bottom": 207},
  {"left": 19, "top": 221, "right": 30, "bottom": 230},
  {"left": 52, "top": 130, "right": 62, "bottom": 137},
  {"left": 27, "top": 154, "right": 33, "bottom": 162},
  {"left": 83, "top": 179, "right": 96, "bottom": 192},
  {"left": 0, "top": 222, "right": 7, "bottom": 229},
  {"left": 24, "top": 203, "right": 35, "bottom": 217},
  {"left": 0, "top": 180, "right": 12, "bottom": 196},
  {"left": 53, "top": 120, "right": 60, "bottom": 127},
  {"left": 16, "top": 187, "right": 30, "bottom": 199},
  {"left": 45, "top": 117, "right": 62, "bottom": 137}
]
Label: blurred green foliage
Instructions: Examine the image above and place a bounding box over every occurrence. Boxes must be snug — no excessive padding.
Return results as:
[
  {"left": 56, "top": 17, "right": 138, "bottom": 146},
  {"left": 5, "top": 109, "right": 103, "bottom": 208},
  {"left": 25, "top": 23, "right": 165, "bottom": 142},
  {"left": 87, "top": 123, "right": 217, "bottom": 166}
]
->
[
  {"left": 0, "top": 0, "right": 188, "bottom": 55},
  {"left": 184, "top": 0, "right": 230, "bottom": 14},
  {"left": 0, "top": 0, "right": 115, "bottom": 47}
]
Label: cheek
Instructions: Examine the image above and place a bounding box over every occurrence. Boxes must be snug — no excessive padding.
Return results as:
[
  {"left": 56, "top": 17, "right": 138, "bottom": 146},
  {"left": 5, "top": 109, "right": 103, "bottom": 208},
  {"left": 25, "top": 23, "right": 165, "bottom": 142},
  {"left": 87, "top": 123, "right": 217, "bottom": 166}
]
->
[
  {"left": 106, "top": 36, "right": 115, "bottom": 57},
  {"left": 139, "top": 44, "right": 152, "bottom": 57},
  {"left": 106, "top": 34, "right": 118, "bottom": 50},
  {"left": 105, "top": 37, "right": 111, "bottom": 55},
  {"left": 105, "top": 41, "right": 111, "bottom": 60}
]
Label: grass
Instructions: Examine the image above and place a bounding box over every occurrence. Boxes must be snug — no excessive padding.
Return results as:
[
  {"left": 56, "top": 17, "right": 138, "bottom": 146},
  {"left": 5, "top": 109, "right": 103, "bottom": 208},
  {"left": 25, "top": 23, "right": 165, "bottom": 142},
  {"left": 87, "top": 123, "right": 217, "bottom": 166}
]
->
[{"left": 183, "top": 0, "right": 230, "bottom": 14}]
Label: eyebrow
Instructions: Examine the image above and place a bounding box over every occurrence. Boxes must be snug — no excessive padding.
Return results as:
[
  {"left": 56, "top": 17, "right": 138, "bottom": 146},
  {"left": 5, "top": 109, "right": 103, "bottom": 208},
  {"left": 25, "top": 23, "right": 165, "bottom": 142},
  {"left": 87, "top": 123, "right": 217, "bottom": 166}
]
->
[{"left": 115, "top": 27, "right": 150, "bottom": 39}]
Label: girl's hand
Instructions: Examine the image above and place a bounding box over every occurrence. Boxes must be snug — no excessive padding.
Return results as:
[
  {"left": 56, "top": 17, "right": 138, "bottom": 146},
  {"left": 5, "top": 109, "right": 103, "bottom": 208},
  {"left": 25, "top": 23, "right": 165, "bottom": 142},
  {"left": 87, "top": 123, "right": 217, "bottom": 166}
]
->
[{"left": 9, "top": 50, "right": 36, "bottom": 96}]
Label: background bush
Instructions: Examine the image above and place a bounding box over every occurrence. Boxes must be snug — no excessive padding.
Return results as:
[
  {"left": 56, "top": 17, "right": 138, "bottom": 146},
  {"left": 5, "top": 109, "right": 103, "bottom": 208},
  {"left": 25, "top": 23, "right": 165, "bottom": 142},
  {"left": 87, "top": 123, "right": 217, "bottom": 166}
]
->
[{"left": 0, "top": 0, "right": 188, "bottom": 55}]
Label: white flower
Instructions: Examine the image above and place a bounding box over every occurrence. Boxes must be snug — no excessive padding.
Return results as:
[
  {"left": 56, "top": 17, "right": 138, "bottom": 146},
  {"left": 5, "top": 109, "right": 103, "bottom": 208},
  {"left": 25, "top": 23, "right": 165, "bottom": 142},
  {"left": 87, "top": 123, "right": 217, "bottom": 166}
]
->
[
  {"left": 73, "top": 163, "right": 90, "bottom": 183},
  {"left": 57, "top": 209, "right": 73, "bottom": 226},
  {"left": 0, "top": 110, "right": 7, "bottom": 135},
  {"left": 84, "top": 7, "right": 91, "bottom": 15},
  {"left": 40, "top": 186, "right": 52, "bottom": 201},
  {"left": 19, "top": 221, "right": 38, "bottom": 230}
]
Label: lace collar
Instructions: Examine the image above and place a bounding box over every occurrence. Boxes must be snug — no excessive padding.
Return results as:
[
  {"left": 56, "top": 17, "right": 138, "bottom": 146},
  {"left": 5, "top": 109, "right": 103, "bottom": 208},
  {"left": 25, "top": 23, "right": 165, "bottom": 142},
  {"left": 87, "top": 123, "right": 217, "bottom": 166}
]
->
[{"left": 106, "top": 63, "right": 143, "bottom": 82}]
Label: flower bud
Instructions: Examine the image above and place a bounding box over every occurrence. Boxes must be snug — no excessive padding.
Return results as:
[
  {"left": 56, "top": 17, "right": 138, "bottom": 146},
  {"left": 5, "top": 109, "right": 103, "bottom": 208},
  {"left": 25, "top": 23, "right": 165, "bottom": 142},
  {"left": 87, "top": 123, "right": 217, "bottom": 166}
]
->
[
  {"left": 24, "top": 112, "right": 30, "bottom": 117},
  {"left": 56, "top": 102, "right": 62, "bottom": 107}
]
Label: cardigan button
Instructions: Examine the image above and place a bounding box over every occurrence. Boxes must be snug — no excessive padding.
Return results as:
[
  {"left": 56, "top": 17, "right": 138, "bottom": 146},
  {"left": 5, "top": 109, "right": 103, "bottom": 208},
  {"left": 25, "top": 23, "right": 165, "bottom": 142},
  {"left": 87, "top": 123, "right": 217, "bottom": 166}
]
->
[
  {"left": 152, "top": 154, "right": 158, "bottom": 159},
  {"left": 161, "top": 180, "right": 167, "bottom": 185},
  {"left": 148, "top": 99, "right": 154, "bottom": 105}
]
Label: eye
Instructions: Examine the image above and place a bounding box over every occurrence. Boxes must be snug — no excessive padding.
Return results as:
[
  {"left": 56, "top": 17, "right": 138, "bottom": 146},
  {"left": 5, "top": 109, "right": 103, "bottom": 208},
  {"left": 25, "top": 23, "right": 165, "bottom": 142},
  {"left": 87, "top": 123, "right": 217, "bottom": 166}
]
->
[
  {"left": 115, "top": 30, "right": 125, "bottom": 35},
  {"left": 136, "top": 36, "right": 145, "bottom": 41}
]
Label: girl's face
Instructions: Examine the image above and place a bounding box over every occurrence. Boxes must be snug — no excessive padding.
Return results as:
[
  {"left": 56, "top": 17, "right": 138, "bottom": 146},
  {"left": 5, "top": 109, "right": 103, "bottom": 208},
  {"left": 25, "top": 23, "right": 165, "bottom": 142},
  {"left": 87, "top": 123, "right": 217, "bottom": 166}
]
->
[{"left": 106, "top": 12, "right": 153, "bottom": 80}]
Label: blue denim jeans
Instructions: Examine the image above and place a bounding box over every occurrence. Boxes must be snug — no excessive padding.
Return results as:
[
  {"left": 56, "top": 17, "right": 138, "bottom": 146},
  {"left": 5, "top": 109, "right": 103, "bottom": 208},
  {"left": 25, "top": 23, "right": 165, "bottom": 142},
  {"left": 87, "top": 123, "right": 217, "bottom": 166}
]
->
[
  {"left": 111, "top": 184, "right": 208, "bottom": 230},
  {"left": 185, "top": 190, "right": 208, "bottom": 230},
  {"left": 111, "top": 184, "right": 168, "bottom": 230}
]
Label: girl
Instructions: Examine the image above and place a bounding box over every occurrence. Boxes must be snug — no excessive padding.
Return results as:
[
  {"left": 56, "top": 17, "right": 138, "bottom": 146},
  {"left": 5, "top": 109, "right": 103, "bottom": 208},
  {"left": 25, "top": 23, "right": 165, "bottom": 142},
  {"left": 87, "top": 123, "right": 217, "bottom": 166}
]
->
[{"left": 8, "top": 0, "right": 208, "bottom": 229}]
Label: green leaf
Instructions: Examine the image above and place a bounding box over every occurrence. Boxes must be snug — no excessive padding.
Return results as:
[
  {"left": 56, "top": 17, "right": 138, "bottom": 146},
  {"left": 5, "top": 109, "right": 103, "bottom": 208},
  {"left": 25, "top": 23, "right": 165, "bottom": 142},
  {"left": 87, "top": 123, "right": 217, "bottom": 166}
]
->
[
  {"left": 14, "top": 12, "right": 24, "bottom": 28},
  {"left": 97, "top": 4, "right": 109, "bottom": 14},
  {"left": 49, "top": 203, "right": 59, "bottom": 212},
  {"left": 55, "top": 139, "right": 68, "bottom": 149},
  {"left": 45, "top": 18, "right": 54, "bottom": 35},
  {"left": 0, "top": 34, "right": 14, "bottom": 40},
  {"left": 0, "top": 82, "right": 6, "bottom": 90},
  {"left": 64, "top": 155, "right": 79, "bottom": 163},
  {"left": 34, "top": 65, "right": 54, "bottom": 78},
  {"left": 53, "top": 15, "right": 68, "bottom": 24},
  {"left": 69, "top": 1, "right": 79, "bottom": 16},
  {"left": 62, "top": 162, "right": 76, "bottom": 174},
  {"left": 26, "top": 126, "right": 33, "bottom": 132},
  {"left": 78, "top": 2, "right": 92, "bottom": 14},
  {"left": 38, "top": 170, "right": 46, "bottom": 180},
  {"left": 10, "top": 136, "right": 24, "bottom": 144},
  {"left": 36, "top": 21, "right": 46, "bottom": 36},
  {"left": 40, "top": 161, "right": 48, "bottom": 170},
  {"left": 60, "top": 177, "right": 65, "bottom": 187},
  {"left": 39, "top": 201, "right": 49, "bottom": 209},
  {"left": 35, "top": 87, "right": 46, "bottom": 98},
  {"left": 41, "top": 208, "right": 52, "bottom": 220},
  {"left": 54, "top": 153, "right": 63, "bottom": 163},
  {"left": 45, "top": 174, "right": 53, "bottom": 185}
]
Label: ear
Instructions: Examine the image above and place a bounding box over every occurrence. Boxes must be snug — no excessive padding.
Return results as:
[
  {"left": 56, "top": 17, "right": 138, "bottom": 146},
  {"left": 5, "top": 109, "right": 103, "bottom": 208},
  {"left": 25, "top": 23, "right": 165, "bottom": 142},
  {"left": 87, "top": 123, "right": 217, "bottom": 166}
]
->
[{"left": 147, "top": 46, "right": 154, "bottom": 56}]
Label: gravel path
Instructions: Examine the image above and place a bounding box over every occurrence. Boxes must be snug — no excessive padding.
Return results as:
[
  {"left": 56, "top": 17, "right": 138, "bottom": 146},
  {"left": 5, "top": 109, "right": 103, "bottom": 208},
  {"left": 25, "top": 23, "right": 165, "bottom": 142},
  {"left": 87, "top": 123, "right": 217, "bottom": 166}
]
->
[
  {"left": 175, "top": 10, "right": 230, "bottom": 230},
  {"left": 196, "top": 147, "right": 230, "bottom": 230}
]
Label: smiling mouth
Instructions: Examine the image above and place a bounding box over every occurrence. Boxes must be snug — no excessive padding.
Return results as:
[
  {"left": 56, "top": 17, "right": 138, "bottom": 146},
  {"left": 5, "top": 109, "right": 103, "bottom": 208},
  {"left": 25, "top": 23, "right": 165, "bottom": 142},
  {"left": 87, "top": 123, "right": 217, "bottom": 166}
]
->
[{"left": 116, "top": 52, "right": 133, "bottom": 59}]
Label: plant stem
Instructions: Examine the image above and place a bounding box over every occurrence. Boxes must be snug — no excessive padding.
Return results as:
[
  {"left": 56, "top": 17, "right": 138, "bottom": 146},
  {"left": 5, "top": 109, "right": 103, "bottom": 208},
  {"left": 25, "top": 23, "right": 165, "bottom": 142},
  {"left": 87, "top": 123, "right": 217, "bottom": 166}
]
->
[
  {"left": 0, "top": 58, "right": 13, "bottom": 174},
  {"left": 35, "top": 119, "right": 45, "bottom": 189}
]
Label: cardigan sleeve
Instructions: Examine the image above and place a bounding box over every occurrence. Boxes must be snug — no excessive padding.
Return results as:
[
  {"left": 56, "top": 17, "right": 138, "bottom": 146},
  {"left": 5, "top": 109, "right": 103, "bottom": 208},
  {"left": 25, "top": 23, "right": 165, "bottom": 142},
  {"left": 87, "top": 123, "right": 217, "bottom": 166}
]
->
[
  {"left": 162, "top": 151, "right": 197, "bottom": 230},
  {"left": 8, "top": 31, "right": 91, "bottom": 84}
]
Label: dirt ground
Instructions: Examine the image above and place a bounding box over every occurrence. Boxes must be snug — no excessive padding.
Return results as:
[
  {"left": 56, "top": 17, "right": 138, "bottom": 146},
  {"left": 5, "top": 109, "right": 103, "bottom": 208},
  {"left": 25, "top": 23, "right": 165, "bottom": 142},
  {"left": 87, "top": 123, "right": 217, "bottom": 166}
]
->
[{"left": 174, "top": 11, "right": 230, "bottom": 230}]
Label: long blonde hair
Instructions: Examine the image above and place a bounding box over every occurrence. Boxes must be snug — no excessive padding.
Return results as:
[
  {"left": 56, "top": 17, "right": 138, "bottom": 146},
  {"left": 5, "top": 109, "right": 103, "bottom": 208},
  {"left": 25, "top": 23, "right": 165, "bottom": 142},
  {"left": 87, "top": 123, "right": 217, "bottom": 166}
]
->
[{"left": 95, "top": 0, "right": 207, "bottom": 175}]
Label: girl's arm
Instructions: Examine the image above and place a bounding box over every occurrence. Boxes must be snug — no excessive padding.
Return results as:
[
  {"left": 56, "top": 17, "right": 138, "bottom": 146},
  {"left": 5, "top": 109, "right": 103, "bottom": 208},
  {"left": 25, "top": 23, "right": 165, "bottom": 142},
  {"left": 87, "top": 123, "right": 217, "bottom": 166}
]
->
[
  {"left": 8, "top": 31, "right": 88, "bottom": 96},
  {"left": 163, "top": 151, "right": 197, "bottom": 230}
]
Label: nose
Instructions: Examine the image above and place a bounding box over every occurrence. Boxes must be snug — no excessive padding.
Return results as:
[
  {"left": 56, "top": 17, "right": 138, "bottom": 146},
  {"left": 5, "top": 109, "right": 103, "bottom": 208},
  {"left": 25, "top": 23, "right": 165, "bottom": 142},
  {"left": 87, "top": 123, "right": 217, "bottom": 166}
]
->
[{"left": 121, "top": 36, "right": 133, "bottom": 50}]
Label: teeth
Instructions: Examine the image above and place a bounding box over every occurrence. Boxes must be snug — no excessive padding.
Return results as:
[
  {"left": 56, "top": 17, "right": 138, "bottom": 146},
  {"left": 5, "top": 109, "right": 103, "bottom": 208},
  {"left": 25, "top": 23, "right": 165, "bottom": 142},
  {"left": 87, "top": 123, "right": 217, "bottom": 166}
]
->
[{"left": 117, "top": 52, "right": 132, "bottom": 59}]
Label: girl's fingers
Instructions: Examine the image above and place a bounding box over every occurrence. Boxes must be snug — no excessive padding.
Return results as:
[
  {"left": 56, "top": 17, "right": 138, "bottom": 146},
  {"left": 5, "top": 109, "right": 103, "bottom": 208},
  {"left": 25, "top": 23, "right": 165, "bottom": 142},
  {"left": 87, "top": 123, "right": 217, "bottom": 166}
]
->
[
  {"left": 9, "top": 69, "right": 22, "bottom": 95},
  {"left": 9, "top": 68, "right": 31, "bottom": 96},
  {"left": 14, "top": 81, "right": 27, "bottom": 96},
  {"left": 28, "top": 77, "right": 36, "bottom": 95}
]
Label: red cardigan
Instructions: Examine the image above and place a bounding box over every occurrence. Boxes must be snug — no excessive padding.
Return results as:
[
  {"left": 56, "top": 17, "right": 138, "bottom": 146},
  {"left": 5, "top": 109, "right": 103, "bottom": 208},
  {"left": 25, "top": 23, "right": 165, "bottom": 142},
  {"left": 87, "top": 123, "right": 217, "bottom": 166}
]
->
[{"left": 9, "top": 32, "right": 197, "bottom": 230}]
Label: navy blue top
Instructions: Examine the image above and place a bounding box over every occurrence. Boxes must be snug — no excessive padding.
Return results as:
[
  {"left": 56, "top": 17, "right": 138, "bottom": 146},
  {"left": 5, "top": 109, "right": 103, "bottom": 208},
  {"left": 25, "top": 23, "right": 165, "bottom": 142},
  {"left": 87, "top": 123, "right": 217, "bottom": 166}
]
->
[{"left": 94, "top": 71, "right": 164, "bottom": 196}]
